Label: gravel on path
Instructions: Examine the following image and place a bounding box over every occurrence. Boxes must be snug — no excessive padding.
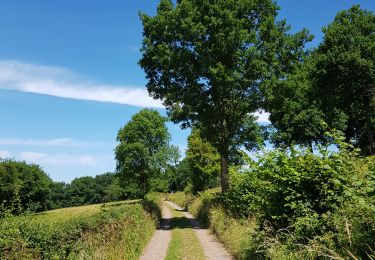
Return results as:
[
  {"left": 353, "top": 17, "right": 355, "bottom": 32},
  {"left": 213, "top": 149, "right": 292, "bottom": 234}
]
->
[
  {"left": 140, "top": 203, "right": 173, "bottom": 260},
  {"left": 165, "top": 201, "right": 233, "bottom": 260}
]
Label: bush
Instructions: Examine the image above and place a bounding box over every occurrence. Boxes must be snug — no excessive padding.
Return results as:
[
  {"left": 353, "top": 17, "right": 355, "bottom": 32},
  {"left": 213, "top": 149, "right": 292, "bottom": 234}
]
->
[
  {"left": 189, "top": 189, "right": 217, "bottom": 225},
  {"left": 178, "top": 135, "right": 375, "bottom": 258},
  {"left": 215, "top": 136, "right": 375, "bottom": 258},
  {"left": 143, "top": 192, "right": 165, "bottom": 225},
  {"left": 0, "top": 159, "right": 52, "bottom": 215}
]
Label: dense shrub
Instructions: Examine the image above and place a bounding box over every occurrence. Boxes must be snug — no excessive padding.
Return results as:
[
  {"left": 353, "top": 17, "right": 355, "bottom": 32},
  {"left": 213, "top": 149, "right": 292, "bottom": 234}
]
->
[
  {"left": 216, "top": 138, "right": 375, "bottom": 258},
  {"left": 142, "top": 192, "right": 166, "bottom": 224},
  {"left": 170, "top": 136, "right": 375, "bottom": 259}
]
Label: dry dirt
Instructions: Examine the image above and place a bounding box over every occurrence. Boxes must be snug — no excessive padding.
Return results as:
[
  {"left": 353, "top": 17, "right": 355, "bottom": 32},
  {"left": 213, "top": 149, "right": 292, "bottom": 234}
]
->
[{"left": 140, "top": 203, "right": 173, "bottom": 260}]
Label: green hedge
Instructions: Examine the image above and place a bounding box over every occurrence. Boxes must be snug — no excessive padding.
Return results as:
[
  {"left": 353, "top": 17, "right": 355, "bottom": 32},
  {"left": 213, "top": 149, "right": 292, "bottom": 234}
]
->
[
  {"left": 168, "top": 147, "right": 375, "bottom": 259},
  {"left": 0, "top": 202, "right": 156, "bottom": 259}
]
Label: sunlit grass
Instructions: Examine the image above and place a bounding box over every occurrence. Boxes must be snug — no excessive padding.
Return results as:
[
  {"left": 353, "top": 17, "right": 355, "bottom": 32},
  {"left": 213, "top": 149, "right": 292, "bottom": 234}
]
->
[{"left": 165, "top": 205, "right": 205, "bottom": 260}]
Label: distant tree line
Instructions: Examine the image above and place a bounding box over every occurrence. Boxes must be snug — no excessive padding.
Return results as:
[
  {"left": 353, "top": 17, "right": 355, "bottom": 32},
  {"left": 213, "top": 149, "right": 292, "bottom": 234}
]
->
[{"left": 0, "top": 159, "right": 127, "bottom": 216}]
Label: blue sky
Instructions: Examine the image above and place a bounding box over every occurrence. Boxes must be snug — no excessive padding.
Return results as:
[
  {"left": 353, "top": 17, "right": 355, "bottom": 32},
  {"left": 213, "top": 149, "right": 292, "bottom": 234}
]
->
[{"left": 0, "top": 0, "right": 374, "bottom": 182}]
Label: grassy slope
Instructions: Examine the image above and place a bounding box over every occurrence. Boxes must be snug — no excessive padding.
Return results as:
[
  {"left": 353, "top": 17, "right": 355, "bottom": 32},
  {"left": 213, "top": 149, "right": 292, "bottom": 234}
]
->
[{"left": 0, "top": 199, "right": 155, "bottom": 260}]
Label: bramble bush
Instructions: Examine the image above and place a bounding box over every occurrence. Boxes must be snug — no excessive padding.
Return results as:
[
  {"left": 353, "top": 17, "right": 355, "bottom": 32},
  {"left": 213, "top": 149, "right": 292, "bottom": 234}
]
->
[
  {"left": 172, "top": 131, "right": 375, "bottom": 259},
  {"left": 215, "top": 131, "right": 375, "bottom": 258}
]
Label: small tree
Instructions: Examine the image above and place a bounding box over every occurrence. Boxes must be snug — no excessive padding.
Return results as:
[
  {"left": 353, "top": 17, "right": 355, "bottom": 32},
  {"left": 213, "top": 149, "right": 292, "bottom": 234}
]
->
[
  {"left": 115, "top": 109, "right": 171, "bottom": 195},
  {"left": 139, "top": 0, "right": 310, "bottom": 191},
  {"left": 186, "top": 128, "right": 220, "bottom": 193}
]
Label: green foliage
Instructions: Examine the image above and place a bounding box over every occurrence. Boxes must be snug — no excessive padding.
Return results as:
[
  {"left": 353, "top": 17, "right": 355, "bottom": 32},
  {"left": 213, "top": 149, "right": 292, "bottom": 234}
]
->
[
  {"left": 0, "top": 159, "right": 52, "bottom": 215},
  {"left": 265, "top": 62, "right": 334, "bottom": 148},
  {"left": 188, "top": 190, "right": 217, "bottom": 226},
  {"left": 311, "top": 5, "right": 375, "bottom": 155},
  {"left": 139, "top": 0, "right": 310, "bottom": 191},
  {"left": 150, "top": 145, "right": 181, "bottom": 193},
  {"left": 265, "top": 5, "right": 375, "bottom": 154},
  {"left": 0, "top": 201, "right": 156, "bottom": 259},
  {"left": 142, "top": 192, "right": 165, "bottom": 225},
  {"left": 171, "top": 131, "right": 375, "bottom": 258},
  {"left": 186, "top": 128, "right": 220, "bottom": 193},
  {"left": 216, "top": 133, "right": 375, "bottom": 258},
  {"left": 209, "top": 206, "right": 259, "bottom": 260},
  {"left": 168, "top": 158, "right": 191, "bottom": 192},
  {"left": 46, "top": 172, "right": 125, "bottom": 210},
  {"left": 65, "top": 176, "right": 100, "bottom": 207},
  {"left": 115, "top": 109, "right": 177, "bottom": 196},
  {"left": 166, "top": 192, "right": 194, "bottom": 210}
]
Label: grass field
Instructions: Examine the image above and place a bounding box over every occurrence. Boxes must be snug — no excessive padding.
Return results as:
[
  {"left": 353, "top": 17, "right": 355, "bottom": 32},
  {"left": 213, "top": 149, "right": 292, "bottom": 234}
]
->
[{"left": 0, "top": 199, "right": 155, "bottom": 259}]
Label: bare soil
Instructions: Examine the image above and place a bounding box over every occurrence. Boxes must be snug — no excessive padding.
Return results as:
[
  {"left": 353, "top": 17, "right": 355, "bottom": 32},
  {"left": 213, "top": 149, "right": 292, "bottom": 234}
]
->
[{"left": 140, "top": 203, "right": 173, "bottom": 260}]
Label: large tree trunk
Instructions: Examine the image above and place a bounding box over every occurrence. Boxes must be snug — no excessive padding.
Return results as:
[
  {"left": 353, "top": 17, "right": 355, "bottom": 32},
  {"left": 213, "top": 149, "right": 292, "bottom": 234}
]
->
[{"left": 220, "top": 151, "right": 230, "bottom": 192}]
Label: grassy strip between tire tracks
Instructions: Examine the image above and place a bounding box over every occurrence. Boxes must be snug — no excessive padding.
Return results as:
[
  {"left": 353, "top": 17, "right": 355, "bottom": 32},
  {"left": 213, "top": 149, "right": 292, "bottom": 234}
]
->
[{"left": 165, "top": 204, "right": 205, "bottom": 260}]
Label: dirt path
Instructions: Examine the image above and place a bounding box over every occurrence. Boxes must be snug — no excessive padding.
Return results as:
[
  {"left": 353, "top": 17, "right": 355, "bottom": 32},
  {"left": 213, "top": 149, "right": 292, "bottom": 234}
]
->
[
  {"left": 165, "top": 201, "right": 233, "bottom": 260},
  {"left": 141, "top": 201, "right": 232, "bottom": 260},
  {"left": 140, "top": 203, "right": 173, "bottom": 260}
]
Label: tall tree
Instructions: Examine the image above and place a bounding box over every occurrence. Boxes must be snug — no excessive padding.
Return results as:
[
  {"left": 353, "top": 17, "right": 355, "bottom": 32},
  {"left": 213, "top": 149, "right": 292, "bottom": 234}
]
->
[
  {"left": 265, "top": 60, "right": 347, "bottom": 149},
  {"left": 311, "top": 5, "right": 375, "bottom": 155},
  {"left": 115, "top": 109, "right": 170, "bottom": 195},
  {"left": 139, "top": 0, "right": 311, "bottom": 191}
]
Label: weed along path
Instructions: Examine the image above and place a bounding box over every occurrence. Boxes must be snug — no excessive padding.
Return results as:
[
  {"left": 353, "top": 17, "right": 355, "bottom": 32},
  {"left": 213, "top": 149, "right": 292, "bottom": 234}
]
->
[{"left": 141, "top": 200, "right": 232, "bottom": 260}]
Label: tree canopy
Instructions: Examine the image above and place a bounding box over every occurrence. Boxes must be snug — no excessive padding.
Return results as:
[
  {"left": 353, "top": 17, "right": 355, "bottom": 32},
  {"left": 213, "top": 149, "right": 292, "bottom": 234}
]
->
[
  {"left": 0, "top": 159, "right": 52, "bottom": 214},
  {"left": 139, "top": 0, "right": 311, "bottom": 191},
  {"left": 115, "top": 109, "right": 172, "bottom": 195},
  {"left": 311, "top": 5, "right": 375, "bottom": 155}
]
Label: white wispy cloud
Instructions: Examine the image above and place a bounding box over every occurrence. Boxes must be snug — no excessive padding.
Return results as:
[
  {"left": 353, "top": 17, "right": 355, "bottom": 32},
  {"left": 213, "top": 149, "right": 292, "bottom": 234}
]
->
[
  {"left": 19, "top": 152, "right": 98, "bottom": 166},
  {"left": 0, "top": 137, "right": 114, "bottom": 147},
  {"left": 0, "top": 60, "right": 163, "bottom": 108},
  {"left": 0, "top": 60, "right": 271, "bottom": 122},
  {"left": 0, "top": 150, "right": 12, "bottom": 158}
]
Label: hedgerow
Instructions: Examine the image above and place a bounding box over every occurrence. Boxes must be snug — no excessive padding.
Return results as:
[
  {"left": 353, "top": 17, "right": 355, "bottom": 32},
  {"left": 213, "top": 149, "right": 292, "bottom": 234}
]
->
[
  {"left": 171, "top": 134, "right": 375, "bottom": 259},
  {"left": 0, "top": 201, "right": 156, "bottom": 259}
]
